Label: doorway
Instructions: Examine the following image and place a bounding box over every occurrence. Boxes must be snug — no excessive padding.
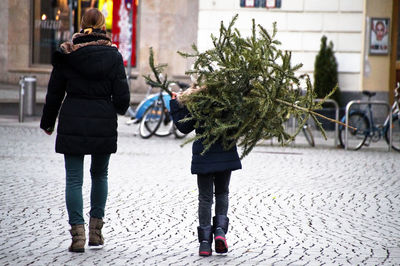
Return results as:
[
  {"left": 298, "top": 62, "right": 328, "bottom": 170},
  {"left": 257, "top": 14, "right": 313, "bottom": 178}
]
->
[
  {"left": 391, "top": 0, "right": 400, "bottom": 101},
  {"left": 396, "top": 1, "right": 400, "bottom": 85}
]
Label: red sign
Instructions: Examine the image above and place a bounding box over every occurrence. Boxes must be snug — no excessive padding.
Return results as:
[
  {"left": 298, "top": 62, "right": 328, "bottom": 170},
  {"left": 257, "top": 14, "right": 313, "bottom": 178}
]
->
[{"left": 112, "top": 0, "right": 137, "bottom": 67}]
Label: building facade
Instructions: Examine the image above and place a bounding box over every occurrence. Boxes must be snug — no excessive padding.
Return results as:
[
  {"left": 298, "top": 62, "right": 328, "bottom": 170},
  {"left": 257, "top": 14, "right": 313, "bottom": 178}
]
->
[
  {"left": 198, "top": 0, "right": 399, "bottom": 104},
  {"left": 0, "top": 0, "right": 399, "bottom": 106},
  {"left": 0, "top": 0, "right": 199, "bottom": 100}
]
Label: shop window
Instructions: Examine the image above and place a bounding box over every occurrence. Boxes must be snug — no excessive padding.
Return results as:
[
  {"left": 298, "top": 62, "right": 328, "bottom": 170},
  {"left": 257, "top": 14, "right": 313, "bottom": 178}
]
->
[
  {"left": 32, "top": 0, "right": 71, "bottom": 65},
  {"left": 32, "top": 0, "right": 138, "bottom": 67},
  {"left": 111, "top": 0, "right": 137, "bottom": 67}
]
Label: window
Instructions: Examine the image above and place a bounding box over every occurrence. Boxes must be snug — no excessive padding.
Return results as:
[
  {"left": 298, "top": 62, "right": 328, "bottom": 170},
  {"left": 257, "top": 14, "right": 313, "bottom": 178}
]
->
[
  {"left": 32, "top": 0, "right": 71, "bottom": 65},
  {"left": 397, "top": 3, "right": 400, "bottom": 61},
  {"left": 31, "top": 0, "right": 138, "bottom": 67},
  {"left": 110, "top": 0, "right": 138, "bottom": 67}
]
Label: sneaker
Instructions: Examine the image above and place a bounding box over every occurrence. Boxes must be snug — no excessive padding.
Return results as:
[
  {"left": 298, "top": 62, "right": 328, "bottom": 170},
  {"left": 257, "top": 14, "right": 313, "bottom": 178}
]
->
[
  {"left": 199, "top": 240, "right": 212, "bottom": 256},
  {"left": 214, "top": 227, "right": 228, "bottom": 253}
]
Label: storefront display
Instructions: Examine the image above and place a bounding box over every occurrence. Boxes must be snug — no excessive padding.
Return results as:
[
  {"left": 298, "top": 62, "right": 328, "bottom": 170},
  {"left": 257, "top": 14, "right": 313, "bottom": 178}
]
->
[
  {"left": 111, "top": 0, "right": 137, "bottom": 67},
  {"left": 32, "top": 0, "right": 71, "bottom": 65},
  {"left": 31, "top": 0, "right": 137, "bottom": 67}
]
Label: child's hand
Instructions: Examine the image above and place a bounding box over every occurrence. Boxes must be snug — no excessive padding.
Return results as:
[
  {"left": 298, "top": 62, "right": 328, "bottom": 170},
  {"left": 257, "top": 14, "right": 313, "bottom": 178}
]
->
[
  {"left": 43, "top": 130, "right": 53, "bottom": 135},
  {"left": 43, "top": 128, "right": 53, "bottom": 135}
]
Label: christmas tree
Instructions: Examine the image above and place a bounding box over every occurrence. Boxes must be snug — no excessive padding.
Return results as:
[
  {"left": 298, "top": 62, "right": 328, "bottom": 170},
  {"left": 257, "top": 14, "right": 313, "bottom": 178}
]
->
[{"left": 145, "top": 15, "right": 340, "bottom": 158}]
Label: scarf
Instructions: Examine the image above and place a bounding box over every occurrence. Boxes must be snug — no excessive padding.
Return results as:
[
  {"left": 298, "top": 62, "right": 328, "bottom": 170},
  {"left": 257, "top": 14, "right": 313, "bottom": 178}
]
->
[{"left": 60, "top": 29, "right": 112, "bottom": 54}]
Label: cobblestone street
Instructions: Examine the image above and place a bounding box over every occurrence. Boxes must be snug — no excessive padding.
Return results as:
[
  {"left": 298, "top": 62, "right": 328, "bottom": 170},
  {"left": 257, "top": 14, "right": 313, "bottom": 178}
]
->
[{"left": 0, "top": 116, "right": 399, "bottom": 265}]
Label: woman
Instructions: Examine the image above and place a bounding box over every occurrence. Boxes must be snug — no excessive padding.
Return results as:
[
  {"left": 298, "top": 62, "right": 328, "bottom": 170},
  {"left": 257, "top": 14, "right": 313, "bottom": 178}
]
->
[
  {"left": 170, "top": 88, "right": 242, "bottom": 256},
  {"left": 40, "top": 8, "right": 130, "bottom": 252}
]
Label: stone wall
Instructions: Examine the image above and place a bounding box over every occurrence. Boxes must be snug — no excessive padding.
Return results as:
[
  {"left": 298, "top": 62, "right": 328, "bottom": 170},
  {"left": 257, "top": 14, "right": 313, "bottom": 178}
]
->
[
  {"left": 131, "top": 0, "right": 199, "bottom": 95},
  {"left": 0, "top": 1, "right": 9, "bottom": 83},
  {"left": 197, "top": 0, "right": 364, "bottom": 97}
]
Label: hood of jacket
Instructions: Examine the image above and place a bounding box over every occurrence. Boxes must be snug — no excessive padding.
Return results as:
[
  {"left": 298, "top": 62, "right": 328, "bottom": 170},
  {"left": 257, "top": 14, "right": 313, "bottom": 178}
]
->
[{"left": 52, "top": 32, "right": 120, "bottom": 78}]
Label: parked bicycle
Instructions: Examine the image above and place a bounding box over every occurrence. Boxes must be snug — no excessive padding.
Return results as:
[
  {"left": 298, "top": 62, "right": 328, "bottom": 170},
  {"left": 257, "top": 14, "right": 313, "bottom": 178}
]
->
[
  {"left": 284, "top": 115, "right": 315, "bottom": 147},
  {"left": 338, "top": 84, "right": 400, "bottom": 151},
  {"left": 127, "top": 81, "right": 189, "bottom": 139},
  {"left": 302, "top": 121, "right": 315, "bottom": 147}
]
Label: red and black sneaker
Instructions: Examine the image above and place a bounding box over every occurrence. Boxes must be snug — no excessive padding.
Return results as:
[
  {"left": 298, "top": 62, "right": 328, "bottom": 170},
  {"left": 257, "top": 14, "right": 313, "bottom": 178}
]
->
[
  {"left": 214, "top": 227, "right": 228, "bottom": 253},
  {"left": 199, "top": 240, "right": 212, "bottom": 256},
  {"left": 198, "top": 225, "right": 213, "bottom": 257}
]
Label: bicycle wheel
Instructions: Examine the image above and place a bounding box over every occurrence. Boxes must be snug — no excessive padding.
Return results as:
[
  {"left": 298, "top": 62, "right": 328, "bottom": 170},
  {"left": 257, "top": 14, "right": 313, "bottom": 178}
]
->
[
  {"left": 302, "top": 125, "right": 315, "bottom": 147},
  {"left": 139, "top": 100, "right": 164, "bottom": 139},
  {"left": 338, "top": 112, "right": 369, "bottom": 150},
  {"left": 154, "top": 111, "right": 173, "bottom": 137},
  {"left": 385, "top": 114, "right": 400, "bottom": 151}
]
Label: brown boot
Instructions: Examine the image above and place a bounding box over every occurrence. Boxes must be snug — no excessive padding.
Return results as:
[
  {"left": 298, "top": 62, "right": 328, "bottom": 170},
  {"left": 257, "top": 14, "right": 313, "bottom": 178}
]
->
[
  {"left": 69, "top": 224, "right": 86, "bottom": 253},
  {"left": 88, "top": 217, "right": 104, "bottom": 246}
]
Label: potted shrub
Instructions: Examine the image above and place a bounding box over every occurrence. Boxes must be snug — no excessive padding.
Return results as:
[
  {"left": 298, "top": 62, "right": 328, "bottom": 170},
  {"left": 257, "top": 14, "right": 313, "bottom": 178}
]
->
[{"left": 313, "top": 35, "right": 341, "bottom": 130}]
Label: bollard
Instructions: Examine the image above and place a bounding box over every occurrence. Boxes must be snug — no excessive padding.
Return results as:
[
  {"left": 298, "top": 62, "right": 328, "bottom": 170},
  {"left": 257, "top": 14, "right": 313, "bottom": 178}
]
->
[
  {"left": 23, "top": 76, "right": 37, "bottom": 116},
  {"left": 18, "top": 76, "right": 25, "bottom": 122}
]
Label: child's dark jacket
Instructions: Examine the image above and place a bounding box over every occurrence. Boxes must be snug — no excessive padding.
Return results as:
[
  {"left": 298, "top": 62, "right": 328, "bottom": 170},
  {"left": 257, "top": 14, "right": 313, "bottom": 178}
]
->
[{"left": 170, "top": 99, "right": 242, "bottom": 174}]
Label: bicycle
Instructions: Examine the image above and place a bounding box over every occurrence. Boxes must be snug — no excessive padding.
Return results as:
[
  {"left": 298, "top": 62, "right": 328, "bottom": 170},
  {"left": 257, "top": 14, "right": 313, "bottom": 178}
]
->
[
  {"left": 302, "top": 121, "right": 315, "bottom": 147},
  {"left": 338, "top": 85, "right": 400, "bottom": 151},
  {"left": 135, "top": 81, "right": 189, "bottom": 139},
  {"left": 285, "top": 115, "right": 315, "bottom": 147},
  {"left": 295, "top": 88, "right": 315, "bottom": 147}
]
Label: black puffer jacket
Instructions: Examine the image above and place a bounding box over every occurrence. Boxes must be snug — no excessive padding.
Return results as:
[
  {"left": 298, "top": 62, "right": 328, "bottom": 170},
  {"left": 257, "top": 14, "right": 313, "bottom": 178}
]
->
[
  {"left": 40, "top": 32, "right": 130, "bottom": 155},
  {"left": 170, "top": 99, "right": 242, "bottom": 174}
]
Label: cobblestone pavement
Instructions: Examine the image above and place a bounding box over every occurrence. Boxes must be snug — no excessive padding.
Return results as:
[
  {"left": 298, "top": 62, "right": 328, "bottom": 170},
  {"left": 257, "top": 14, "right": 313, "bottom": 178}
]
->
[{"left": 0, "top": 116, "right": 399, "bottom": 265}]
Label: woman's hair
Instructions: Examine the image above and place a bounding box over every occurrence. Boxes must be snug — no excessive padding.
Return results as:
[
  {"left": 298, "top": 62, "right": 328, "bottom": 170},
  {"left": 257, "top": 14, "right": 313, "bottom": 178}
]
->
[{"left": 81, "top": 8, "right": 105, "bottom": 33}]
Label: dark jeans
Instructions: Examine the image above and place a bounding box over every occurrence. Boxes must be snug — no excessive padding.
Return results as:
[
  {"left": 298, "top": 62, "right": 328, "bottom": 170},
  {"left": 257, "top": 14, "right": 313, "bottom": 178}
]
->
[
  {"left": 197, "top": 171, "right": 231, "bottom": 227},
  {"left": 64, "top": 154, "right": 110, "bottom": 225}
]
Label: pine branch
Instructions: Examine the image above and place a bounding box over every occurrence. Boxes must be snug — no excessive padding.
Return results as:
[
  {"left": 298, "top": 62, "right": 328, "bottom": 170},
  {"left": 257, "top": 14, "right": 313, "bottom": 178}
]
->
[
  {"left": 143, "top": 47, "right": 174, "bottom": 96},
  {"left": 275, "top": 98, "right": 356, "bottom": 130}
]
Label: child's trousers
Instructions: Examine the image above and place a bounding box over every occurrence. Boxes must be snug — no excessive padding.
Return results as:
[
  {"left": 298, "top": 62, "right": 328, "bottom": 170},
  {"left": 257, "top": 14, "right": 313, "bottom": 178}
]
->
[{"left": 197, "top": 171, "right": 231, "bottom": 227}]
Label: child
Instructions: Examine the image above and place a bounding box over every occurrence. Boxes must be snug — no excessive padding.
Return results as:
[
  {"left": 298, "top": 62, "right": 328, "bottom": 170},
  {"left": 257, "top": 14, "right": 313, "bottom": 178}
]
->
[{"left": 170, "top": 87, "right": 242, "bottom": 256}]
